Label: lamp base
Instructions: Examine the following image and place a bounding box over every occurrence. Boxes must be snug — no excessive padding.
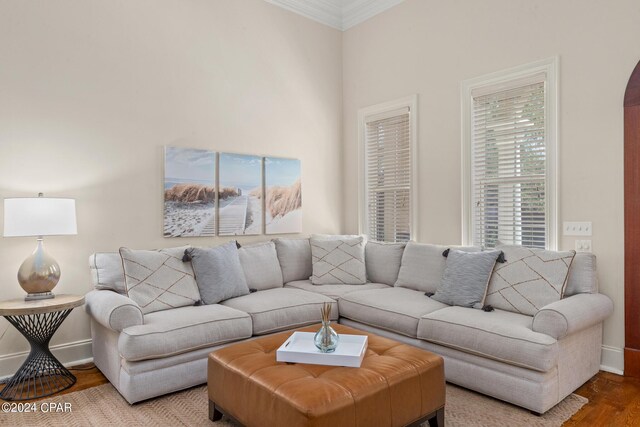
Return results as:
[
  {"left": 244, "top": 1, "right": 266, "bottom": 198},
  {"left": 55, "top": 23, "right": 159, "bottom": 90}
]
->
[
  {"left": 18, "top": 238, "right": 61, "bottom": 296},
  {"left": 25, "top": 292, "right": 55, "bottom": 301}
]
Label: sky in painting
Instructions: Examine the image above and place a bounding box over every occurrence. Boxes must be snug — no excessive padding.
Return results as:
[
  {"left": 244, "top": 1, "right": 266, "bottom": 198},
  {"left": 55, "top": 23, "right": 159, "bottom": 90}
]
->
[
  {"left": 165, "top": 147, "right": 215, "bottom": 184},
  {"left": 265, "top": 157, "right": 301, "bottom": 187},
  {"left": 219, "top": 153, "right": 262, "bottom": 191}
]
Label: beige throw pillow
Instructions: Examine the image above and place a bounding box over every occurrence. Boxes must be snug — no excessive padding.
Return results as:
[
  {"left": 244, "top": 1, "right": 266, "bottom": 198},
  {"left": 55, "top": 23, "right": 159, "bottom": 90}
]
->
[
  {"left": 310, "top": 236, "right": 366, "bottom": 285},
  {"left": 485, "top": 244, "right": 575, "bottom": 316},
  {"left": 120, "top": 246, "right": 201, "bottom": 314}
]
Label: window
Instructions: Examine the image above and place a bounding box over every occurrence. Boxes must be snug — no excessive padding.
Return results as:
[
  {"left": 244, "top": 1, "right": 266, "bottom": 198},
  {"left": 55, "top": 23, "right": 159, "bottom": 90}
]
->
[
  {"left": 462, "top": 58, "right": 557, "bottom": 249},
  {"left": 358, "top": 96, "right": 417, "bottom": 242}
]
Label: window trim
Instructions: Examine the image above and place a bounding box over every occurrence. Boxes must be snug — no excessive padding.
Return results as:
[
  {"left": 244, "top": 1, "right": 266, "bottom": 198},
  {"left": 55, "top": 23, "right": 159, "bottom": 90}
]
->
[
  {"left": 461, "top": 57, "right": 558, "bottom": 250},
  {"left": 358, "top": 95, "right": 418, "bottom": 241}
]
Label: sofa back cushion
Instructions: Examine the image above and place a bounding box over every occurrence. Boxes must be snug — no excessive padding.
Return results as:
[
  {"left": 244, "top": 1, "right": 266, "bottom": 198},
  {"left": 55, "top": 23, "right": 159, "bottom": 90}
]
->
[
  {"left": 564, "top": 252, "right": 598, "bottom": 296},
  {"left": 365, "top": 241, "right": 405, "bottom": 286},
  {"left": 310, "top": 236, "right": 366, "bottom": 285},
  {"left": 238, "top": 241, "right": 284, "bottom": 291},
  {"left": 395, "top": 242, "right": 480, "bottom": 293},
  {"left": 187, "top": 242, "right": 250, "bottom": 305},
  {"left": 89, "top": 252, "right": 126, "bottom": 294},
  {"left": 485, "top": 244, "right": 576, "bottom": 316},
  {"left": 120, "top": 246, "right": 201, "bottom": 314},
  {"left": 274, "top": 238, "right": 312, "bottom": 283}
]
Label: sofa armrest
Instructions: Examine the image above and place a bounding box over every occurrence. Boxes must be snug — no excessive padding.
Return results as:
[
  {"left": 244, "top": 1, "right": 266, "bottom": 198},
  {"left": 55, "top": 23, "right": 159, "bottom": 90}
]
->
[
  {"left": 532, "top": 293, "right": 613, "bottom": 339},
  {"left": 85, "top": 290, "right": 144, "bottom": 332}
]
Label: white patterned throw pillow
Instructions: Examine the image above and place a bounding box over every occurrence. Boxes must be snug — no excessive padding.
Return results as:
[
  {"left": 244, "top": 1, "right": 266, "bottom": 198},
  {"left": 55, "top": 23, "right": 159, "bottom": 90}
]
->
[
  {"left": 120, "top": 246, "right": 201, "bottom": 314},
  {"left": 485, "top": 244, "right": 576, "bottom": 316},
  {"left": 310, "top": 236, "right": 366, "bottom": 285}
]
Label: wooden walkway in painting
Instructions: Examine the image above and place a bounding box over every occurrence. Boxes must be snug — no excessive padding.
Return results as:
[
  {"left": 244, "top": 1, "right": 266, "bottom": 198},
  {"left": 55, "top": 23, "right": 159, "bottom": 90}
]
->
[
  {"left": 218, "top": 195, "right": 249, "bottom": 235},
  {"left": 199, "top": 215, "right": 216, "bottom": 237}
]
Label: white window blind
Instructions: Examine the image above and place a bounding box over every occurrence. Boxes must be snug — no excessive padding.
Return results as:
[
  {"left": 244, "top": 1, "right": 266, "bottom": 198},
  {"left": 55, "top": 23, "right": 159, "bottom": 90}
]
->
[
  {"left": 364, "top": 107, "right": 412, "bottom": 242},
  {"left": 471, "top": 77, "right": 548, "bottom": 249}
]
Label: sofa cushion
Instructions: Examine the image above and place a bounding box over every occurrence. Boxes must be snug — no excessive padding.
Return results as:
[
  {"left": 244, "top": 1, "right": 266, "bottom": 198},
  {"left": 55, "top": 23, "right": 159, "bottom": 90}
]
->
[
  {"left": 485, "top": 244, "right": 576, "bottom": 316},
  {"left": 187, "top": 242, "right": 250, "bottom": 305},
  {"left": 310, "top": 236, "right": 366, "bottom": 285},
  {"left": 285, "top": 279, "right": 389, "bottom": 300},
  {"left": 273, "top": 238, "right": 312, "bottom": 283},
  {"left": 564, "top": 252, "right": 598, "bottom": 296},
  {"left": 395, "top": 242, "right": 480, "bottom": 293},
  {"left": 89, "top": 252, "right": 126, "bottom": 294},
  {"left": 238, "top": 241, "right": 284, "bottom": 291},
  {"left": 221, "top": 288, "right": 338, "bottom": 335},
  {"left": 120, "top": 246, "right": 200, "bottom": 314},
  {"left": 432, "top": 249, "right": 501, "bottom": 308},
  {"left": 338, "top": 287, "right": 448, "bottom": 338},
  {"left": 118, "top": 304, "right": 252, "bottom": 361},
  {"left": 365, "top": 241, "right": 406, "bottom": 286},
  {"left": 417, "top": 306, "right": 558, "bottom": 372}
]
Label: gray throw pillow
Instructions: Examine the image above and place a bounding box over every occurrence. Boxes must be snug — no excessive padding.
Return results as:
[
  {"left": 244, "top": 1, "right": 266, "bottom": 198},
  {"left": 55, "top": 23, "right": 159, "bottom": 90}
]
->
[
  {"left": 395, "top": 242, "right": 481, "bottom": 293},
  {"left": 310, "top": 236, "right": 366, "bottom": 285},
  {"left": 273, "top": 238, "right": 312, "bottom": 283},
  {"left": 187, "top": 242, "right": 250, "bottom": 304},
  {"left": 431, "top": 249, "right": 502, "bottom": 308},
  {"left": 120, "top": 246, "right": 200, "bottom": 314},
  {"left": 238, "top": 241, "right": 284, "bottom": 291},
  {"left": 365, "top": 241, "right": 406, "bottom": 285}
]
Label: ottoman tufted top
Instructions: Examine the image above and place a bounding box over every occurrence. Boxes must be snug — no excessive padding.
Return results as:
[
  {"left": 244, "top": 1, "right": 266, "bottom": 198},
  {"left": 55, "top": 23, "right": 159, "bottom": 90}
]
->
[{"left": 208, "top": 324, "right": 445, "bottom": 427}]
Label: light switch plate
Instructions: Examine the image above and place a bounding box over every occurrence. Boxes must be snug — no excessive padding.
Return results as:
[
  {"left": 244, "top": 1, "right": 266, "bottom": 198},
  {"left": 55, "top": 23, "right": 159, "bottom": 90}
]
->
[
  {"left": 563, "top": 221, "right": 592, "bottom": 236},
  {"left": 575, "top": 240, "right": 592, "bottom": 252}
]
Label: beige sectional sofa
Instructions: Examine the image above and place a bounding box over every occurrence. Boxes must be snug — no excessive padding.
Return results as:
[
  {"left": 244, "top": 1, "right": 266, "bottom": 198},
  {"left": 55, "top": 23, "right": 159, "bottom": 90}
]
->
[{"left": 85, "top": 238, "right": 612, "bottom": 414}]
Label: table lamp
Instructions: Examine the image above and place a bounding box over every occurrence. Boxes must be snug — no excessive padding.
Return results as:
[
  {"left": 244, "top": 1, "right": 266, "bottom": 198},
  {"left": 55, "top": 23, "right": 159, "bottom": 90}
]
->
[{"left": 3, "top": 193, "right": 77, "bottom": 300}]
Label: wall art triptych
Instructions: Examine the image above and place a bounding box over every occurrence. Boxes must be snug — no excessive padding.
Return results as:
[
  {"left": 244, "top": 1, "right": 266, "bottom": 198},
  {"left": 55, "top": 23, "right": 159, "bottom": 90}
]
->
[{"left": 163, "top": 147, "right": 301, "bottom": 237}]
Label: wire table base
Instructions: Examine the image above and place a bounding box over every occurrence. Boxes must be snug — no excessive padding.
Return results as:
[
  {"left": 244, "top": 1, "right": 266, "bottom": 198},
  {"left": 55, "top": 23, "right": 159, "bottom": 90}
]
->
[{"left": 0, "top": 309, "right": 76, "bottom": 401}]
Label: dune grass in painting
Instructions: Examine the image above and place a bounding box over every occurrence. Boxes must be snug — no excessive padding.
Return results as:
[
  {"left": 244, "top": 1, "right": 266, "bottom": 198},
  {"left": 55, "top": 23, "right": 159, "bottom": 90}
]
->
[
  {"left": 164, "top": 147, "right": 216, "bottom": 237},
  {"left": 264, "top": 157, "right": 302, "bottom": 234}
]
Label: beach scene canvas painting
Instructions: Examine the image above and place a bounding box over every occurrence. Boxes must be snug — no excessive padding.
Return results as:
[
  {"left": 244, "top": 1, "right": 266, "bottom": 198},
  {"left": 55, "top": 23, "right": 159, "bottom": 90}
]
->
[
  {"left": 265, "top": 157, "right": 302, "bottom": 234},
  {"left": 164, "top": 147, "right": 216, "bottom": 237},
  {"left": 218, "top": 153, "right": 263, "bottom": 235}
]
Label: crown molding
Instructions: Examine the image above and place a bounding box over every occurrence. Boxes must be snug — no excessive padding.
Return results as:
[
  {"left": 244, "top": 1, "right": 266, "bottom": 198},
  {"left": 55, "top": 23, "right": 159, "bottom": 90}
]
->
[
  {"left": 265, "top": 0, "right": 406, "bottom": 31},
  {"left": 265, "top": 0, "right": 343, "bottom": 30},
  {"left": 342, "top": 0, "right": 406, "bottom": 30}
]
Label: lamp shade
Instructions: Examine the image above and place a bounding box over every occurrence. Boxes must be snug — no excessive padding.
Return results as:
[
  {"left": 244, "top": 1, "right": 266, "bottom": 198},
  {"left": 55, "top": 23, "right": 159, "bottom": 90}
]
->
[{"left": 3, "top": 197, "right": 77, "bottom": 237}]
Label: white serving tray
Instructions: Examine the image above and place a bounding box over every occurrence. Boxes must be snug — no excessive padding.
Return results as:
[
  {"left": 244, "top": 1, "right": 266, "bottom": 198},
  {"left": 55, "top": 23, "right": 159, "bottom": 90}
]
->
[{"left": 276, "top": 332, "right": 368, "bottom": 368}]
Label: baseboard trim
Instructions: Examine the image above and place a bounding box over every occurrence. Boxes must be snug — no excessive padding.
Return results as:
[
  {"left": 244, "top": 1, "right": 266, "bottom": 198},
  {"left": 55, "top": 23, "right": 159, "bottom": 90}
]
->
[
  {"left": 600, "top": 345, "right": 624, "bottom": 375},
  {"left": 0, "top": 338, "right": 93, "bottom": 380}
]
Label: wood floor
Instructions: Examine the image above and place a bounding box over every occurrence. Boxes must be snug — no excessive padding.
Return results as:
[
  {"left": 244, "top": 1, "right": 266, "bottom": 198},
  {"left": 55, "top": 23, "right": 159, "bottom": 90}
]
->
[
  {"left": 2, "top": 365, "right": 640, "bottom": 425},
  {"left": 566, "top": 371, "right": 640, "bottom": 426},
  {"left": 0, "top": 363, "right": 108, "bottom": 402}
]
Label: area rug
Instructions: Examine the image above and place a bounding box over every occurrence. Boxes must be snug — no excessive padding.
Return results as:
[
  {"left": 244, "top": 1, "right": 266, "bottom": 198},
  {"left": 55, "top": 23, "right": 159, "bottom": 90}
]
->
[{"left": 2, "top": 383, "right": 586, "bottom": 426}]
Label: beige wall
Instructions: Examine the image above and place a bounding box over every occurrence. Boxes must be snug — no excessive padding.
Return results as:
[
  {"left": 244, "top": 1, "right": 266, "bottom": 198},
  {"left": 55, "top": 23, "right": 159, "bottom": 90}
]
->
[
  {"left": 0, "top": 0, "right": 343, "bottom": 376},
  {"left": 0, "top": 0, "right": 634, "bottom": 376},
  {"left": 343, "top": 0, "right": 640, "bottom": 372}
]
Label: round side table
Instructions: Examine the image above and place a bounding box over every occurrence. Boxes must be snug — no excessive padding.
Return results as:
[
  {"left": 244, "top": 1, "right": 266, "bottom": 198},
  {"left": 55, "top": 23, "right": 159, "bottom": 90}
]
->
[{"left": 0, "top": 294, "right": 85, "bottom": 401}]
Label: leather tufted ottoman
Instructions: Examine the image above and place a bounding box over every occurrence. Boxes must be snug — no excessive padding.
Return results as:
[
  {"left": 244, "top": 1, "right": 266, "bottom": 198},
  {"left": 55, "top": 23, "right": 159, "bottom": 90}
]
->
[{"left": 208, "top": 324, "right": 445, "bottom": 427}]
